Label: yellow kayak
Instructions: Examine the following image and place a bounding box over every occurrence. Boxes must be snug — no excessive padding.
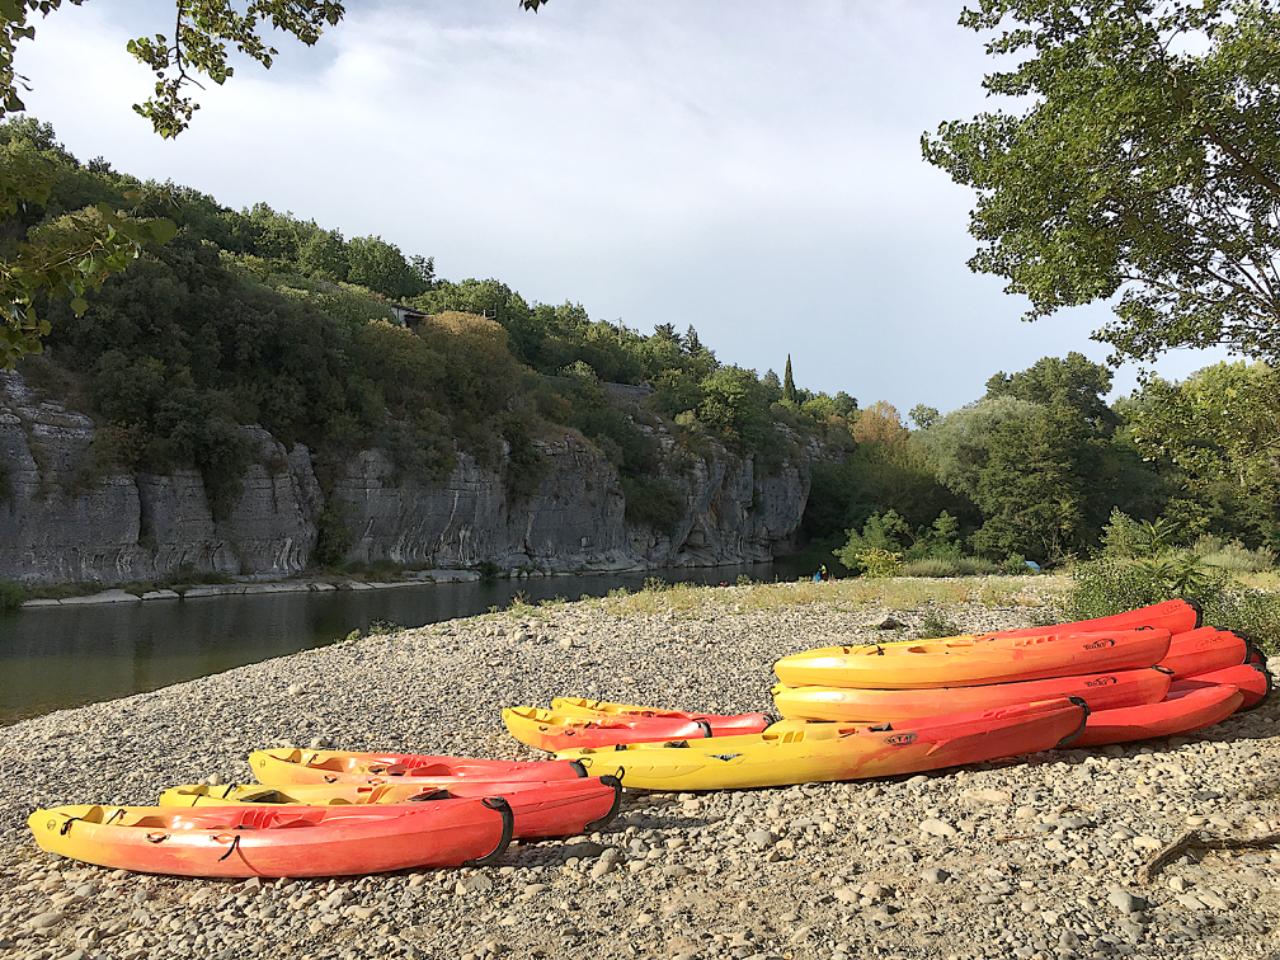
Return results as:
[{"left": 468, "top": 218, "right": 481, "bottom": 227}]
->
[
  {"left": 161, "top": 782, "right": 444, "bottom": 807},
  {"left": 555, "top": 698, "right": 1086, "bottom": 790}
]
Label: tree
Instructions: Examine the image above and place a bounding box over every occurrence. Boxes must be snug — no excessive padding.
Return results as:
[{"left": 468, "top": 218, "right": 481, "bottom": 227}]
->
[
  {"left": 696, "top": 366, "right": 776, "bottom": 452},
  {"left": 783, "top": 354, "right": 798, "bottom": 402},
  {"left": 832, "top": 391, "right": 858, "bottom": 417},
  {"left": 852, "top": 400, "right": 908, "bottom": 446},
  {"left": 347, "top": 235, "right": 430, "bottom": 300},
  {"left": 1, "top": 120, "right": 176, "bottom": 366},
  {"left": 909, "top": 404, "right": 940, "bottom": 430},
  {"left": 1124, "top": 362, "right": 1280, "bottom": 545},
  {"left": 985, "top": 353, "right": 1119, "bottom": 433},
  {"left": 923, "top": 1, "right": 1280, "bottom": 363},
  {"left": 0, "top": 1, "right": 538, "bottom": 367}
]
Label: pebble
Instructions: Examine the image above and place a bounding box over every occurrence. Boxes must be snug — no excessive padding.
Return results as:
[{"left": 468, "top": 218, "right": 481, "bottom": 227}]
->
[
  {"left": 1107, "top": 889, "right": 1148, "bottom": 915},
  {"left": 919, "top": 818, "right": 958, "bottom": 839}
]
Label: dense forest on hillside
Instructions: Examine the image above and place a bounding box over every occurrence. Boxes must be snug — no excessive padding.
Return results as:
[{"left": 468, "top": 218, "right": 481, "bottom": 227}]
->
[
  {"left": 0, "top": 118, "right": 854, "bottom": 539},
  {"left": 2, "top": 117, "right": 1278, "bottom": 581}
]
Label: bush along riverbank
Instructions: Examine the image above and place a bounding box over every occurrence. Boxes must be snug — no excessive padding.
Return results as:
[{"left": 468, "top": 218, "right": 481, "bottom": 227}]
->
[{"left": 3, "top": 577, "right": 1278, "bottom": 959}]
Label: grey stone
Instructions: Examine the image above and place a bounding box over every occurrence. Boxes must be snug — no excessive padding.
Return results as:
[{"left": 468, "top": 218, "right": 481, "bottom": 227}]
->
[
  {"left": 919, "top": 818, "right": 958, "bottom": 839},
  {"left": 1107, "top": 889, "right": 1148, "bottom": 915}
]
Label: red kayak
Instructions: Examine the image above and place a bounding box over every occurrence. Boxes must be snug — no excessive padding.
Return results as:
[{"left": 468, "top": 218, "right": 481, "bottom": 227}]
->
[
  {"left": 250, "top": 749, "right": 588, "bottom": 786},
  {"left": 167, "top": 776, "right": 623, "bottom": 839},
  {"left": 1157, "top": 627, "right": 1248, "bottom": 678},
  {"left": 997, "top": 599, "right": 1200, "bottom": 640},
  {"left": 411, "top": 776, "right": 623, "bottom": 838},
  {"left": 28, "top": 797, "right": 513, "bottom": 878},
  {"left": 1072, "top": 684, "right": 1243, "bottom": 747},
  {"left": 1173, "top": 663, "right": 1271, "bottom": 710},
  {"left": 772, "top": 667, "right": 1171, "bottom": 722},
  {"left": 503, "top": 705, "right": 772, "bottom": 752},
  {"left": 549, "top": 697, "right": 771, "bottom": 735}
]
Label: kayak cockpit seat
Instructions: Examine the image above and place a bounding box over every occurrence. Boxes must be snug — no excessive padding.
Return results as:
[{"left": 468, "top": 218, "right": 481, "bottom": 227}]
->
[{"left": 237, "top": 790, "right": 297, "bottom": 805}]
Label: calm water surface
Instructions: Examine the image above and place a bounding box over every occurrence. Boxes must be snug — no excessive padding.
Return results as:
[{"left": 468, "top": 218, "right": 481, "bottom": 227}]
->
[{"left": 0, "top": 564, "right": 789, "bottom": 724}]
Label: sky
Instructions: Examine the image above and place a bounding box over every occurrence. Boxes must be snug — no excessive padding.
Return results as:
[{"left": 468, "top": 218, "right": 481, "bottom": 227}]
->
[{"left": 14, "top": 0, "right": 1228, "bottom": 413}]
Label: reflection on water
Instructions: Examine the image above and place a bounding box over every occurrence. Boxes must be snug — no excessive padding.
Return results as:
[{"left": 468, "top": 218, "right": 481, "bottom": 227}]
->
[{"left": 0, "top": 564, "right": 785, "bottom": 724}]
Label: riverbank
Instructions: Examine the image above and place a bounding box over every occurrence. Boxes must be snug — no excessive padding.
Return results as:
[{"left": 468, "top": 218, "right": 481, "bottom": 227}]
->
[
  {"left": 3, "top": 576, "right": 1278, "bottom": 960},
  {"left": 15, "top": 569, "right": 487, "bottom": 609}
]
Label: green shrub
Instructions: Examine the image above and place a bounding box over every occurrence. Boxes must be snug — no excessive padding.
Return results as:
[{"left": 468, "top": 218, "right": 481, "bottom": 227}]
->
[
  {"left": 622, "top": 477, "right": 686, "bottom": 533},
  {"left": 855, "top": 548, "right": 902, "bottom": 578},
  {"left": 1062, "top": 557, "right": 1280, "bottom": 654},
  {"left": 0, "top": 580, "right": 26, "bottom": 612},
  {"left": 1193, "top": 537, "right": 1276, "bottom": 574},
  {"left": 474, "top": 561, "right": 502, "bottom": 581},
  {"left": 1100, "top": 509, "right": 1182, "bottom": 559},
  {"left": 1002, "top": 553, "right": 1032, "bottom": 575},
  {"left": 914, "top": 607, "right": 963, "bottom": 639},
  {"left": 899, "top": 556, "right": 1000, "bottom": 578},
  {"left": 314, "top": 503, "right": 352, "bottom": 567},
  {"left": 641, "top": 577, "right": 673, "bottom": 592}
]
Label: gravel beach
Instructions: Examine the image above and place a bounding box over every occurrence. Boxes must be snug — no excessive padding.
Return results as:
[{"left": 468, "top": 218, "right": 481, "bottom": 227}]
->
[{"left": 2, "top": 578, "right": 1278, "bottom": 960}]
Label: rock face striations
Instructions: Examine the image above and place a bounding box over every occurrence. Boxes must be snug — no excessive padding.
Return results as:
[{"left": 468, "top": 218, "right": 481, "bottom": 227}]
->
[{"left": 0, "top": 371, "right": 813, "bottom": 585}]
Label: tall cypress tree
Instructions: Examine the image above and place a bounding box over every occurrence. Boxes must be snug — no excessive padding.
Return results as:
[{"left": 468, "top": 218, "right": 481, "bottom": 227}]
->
[{"left": 783, "top": 354, "right": 797, "bottom": 402}]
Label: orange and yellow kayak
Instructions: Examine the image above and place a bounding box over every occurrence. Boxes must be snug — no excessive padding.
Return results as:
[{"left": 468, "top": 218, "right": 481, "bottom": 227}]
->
[
  {"left": 556, "top": 698, "right": 1088, "bottom": 790},
  {"left": 548, "top": 697, "right": 771, "bottom": 735},
  {"left": 774, "top": 628, "right": 1171, "bottom": 690},
  {"left": 159, "top": 776, "right": 622, "bottom": 839},
  {"left": 249, "top": 749, "right": 587, "bottom": 786},
  {"left": 772, "top": 666, "right": 1171, "bottom": 722},
  {"left": 28, "top": 798, "right": 512, "bottom": 878}
]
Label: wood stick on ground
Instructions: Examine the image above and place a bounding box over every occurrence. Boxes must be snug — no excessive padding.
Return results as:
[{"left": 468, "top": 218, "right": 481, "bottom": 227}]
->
[{"left": 1138, "top": 830, "right": 1280, "bottom": 883}]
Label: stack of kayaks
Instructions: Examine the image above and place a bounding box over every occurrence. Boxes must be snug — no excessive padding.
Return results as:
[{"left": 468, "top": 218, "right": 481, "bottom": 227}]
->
[
  {"left": 549, "top": 600, "right": 1270, "bottom": 791},
  {"left": 29, "top": 750, "right": 622, "bottom": 878},
  {"left": 771, "top": 599, "right": 1269, "bottom": 746}
]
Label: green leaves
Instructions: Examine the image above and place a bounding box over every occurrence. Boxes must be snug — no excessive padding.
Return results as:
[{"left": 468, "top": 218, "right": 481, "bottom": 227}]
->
[
  {"left": 0, "top": 130, "right": 178, "bottom": 368},
  {"left": 926, "top": 0, "right": 1280, "bottom": 363}
]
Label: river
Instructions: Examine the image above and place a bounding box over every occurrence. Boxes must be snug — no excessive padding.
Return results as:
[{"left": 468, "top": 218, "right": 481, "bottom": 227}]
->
[{"left": 0, "top": 564, "right": 792, "bottom": 724}]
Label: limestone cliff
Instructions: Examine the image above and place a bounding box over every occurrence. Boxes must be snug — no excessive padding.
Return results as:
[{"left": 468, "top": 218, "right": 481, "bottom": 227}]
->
[{"left": 0, "top": 371, "right": 812, "bottom": 585}]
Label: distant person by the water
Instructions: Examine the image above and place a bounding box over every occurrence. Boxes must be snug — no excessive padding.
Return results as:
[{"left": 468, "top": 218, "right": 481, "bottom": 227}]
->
[{"left": 813, "top": 564, "right": 829, "bottom": 583}]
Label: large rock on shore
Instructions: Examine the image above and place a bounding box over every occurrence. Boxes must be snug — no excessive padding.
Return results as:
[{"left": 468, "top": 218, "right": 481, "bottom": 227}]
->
[{"left": 0, "top": 370, "right": 813, "bottom": 585}]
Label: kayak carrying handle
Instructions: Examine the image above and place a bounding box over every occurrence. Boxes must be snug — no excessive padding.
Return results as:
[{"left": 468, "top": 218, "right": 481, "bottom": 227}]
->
[
  {"left": 694, "top": 719, "right": 713, "bottom": 739},
  {"left": 1183, "top": 596, "right": 1204, "bottom": 629},
  {"left": 145, "top": 831, "right": 169, "bottom": 844},
  {"left": 586, "top": 774, "right": 625, "bottom": 832},
  {"left": 1056, "top": 697, "right": 1092, "bottom": 747},
  {"left": 465, "top": 798, "right": 514, "bottom": 867},
  {"left": 569, "top": 759, "right": 589, "bottom": 777},
  {"left": 214, "top": 833, "right": 242, "bottom": 861}
]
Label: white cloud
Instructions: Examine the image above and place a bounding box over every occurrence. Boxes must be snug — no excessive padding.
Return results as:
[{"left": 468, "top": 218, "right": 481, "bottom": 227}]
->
[{"left": 14, "top": 0, "right": 1227, "bottom": 410}]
